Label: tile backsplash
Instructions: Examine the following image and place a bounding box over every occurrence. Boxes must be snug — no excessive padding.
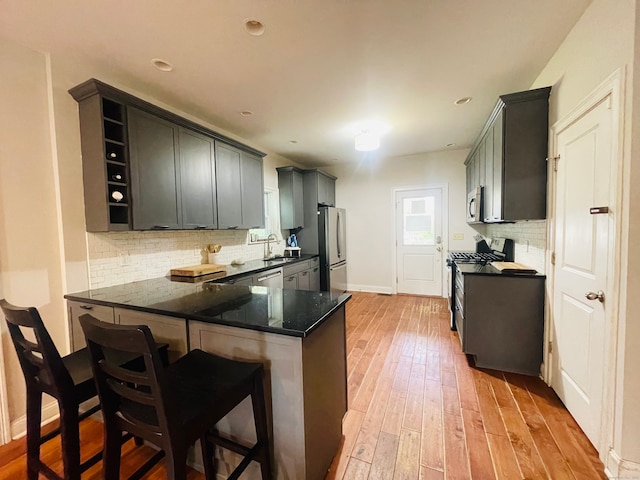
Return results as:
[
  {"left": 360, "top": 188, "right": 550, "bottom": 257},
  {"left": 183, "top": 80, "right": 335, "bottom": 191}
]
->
[
  {"left": 87, "top": 230, "right": 286, "bottom": 289},
  {"left": 476, "top": 220, "right": 548, "bottom": 274}
]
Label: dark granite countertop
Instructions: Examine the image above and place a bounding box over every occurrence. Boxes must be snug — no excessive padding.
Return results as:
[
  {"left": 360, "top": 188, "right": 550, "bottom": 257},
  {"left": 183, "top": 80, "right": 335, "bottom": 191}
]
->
[
  {"left": 455, "top": 262, "right": 546, "bottom": 278},
  {"left": 170, "top": 254, "right": 318, "bottom": 283},
  {"left": 65, "top": 275, "right": 350, "bottom": 338}
]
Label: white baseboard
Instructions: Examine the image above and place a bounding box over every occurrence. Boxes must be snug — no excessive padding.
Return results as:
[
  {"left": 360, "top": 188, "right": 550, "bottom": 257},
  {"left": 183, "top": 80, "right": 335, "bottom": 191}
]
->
[
  {"left": 10, "top": 400, "right": 59, "bottom": 440},
  {"left": 347, "top": 284, "right": 393, "bottom": 295},
  {"left": 606, "top": 448, "right": 640, "bottom": 479}
]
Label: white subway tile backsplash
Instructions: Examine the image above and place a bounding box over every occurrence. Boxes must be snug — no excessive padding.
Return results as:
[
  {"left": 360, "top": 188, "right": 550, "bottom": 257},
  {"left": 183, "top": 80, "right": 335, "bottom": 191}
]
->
[
  {"left": 87, "top": 230, "right": 286, "bottom": 288},
  {"left": 484, "top": 220, "right": 548, "bottom": 274}
]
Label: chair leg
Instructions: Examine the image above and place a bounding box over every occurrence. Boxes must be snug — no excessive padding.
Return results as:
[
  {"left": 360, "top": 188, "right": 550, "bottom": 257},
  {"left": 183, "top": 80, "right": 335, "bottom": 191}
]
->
[
  {"left": 164, "top": 447, "right": 188, "bottom": 480},
  {"left": 251, "top": 373, "right": 273, "bottom": 480},
  {"left": 200, "top": 434, "right": 217, "bottom": 480},
  {"left": 103, "top": 421, "right": 123, "bottom": 480},
  {"left": 25, "top": 388, "right": 42, "bottom": 480},
  {"left": 59, "top": 401, "right": 81, "bottom": 480}
]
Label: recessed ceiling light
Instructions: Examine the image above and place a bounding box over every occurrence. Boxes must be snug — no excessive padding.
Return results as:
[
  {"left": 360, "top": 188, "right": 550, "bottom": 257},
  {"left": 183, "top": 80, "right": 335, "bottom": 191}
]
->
[
  {"left": 244, "top": 19, "right": 265, "bottom": 36},
  {"left": 454, "top": 97, "right": 472, "bottom": 105},
  {"left": 151, "top": 58, "right": 173, "bottom": 72},
  {"left": 446, "top": 143, "right": 456, "bottom": 147},
  {"left": 240, "top": 111, "right": 254, "bottom": 117}
]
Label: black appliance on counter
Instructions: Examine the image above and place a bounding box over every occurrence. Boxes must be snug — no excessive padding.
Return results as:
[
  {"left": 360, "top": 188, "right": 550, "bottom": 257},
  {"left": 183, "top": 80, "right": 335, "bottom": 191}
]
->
[{"left": 446, "top": 237, "right": 514, "bottom": 330}]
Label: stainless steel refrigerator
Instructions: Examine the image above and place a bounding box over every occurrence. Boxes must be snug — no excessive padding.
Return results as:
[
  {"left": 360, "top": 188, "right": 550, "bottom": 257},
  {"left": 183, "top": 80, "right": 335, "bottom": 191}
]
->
[{"left": 319, "top": 206, "right": 347, "bottom": 293}]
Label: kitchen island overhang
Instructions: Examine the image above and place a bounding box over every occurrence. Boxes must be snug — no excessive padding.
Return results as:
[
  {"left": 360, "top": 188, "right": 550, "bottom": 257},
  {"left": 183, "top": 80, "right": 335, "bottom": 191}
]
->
[{"left": 65, "top": 278, "right": 351, "bottom": 480}]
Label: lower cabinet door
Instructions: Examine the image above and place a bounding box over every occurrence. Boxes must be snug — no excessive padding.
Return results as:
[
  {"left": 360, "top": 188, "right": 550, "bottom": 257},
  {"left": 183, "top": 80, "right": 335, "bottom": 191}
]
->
[
  {"left": 284, "top": 273, "right": 298, "bottom": 289},
  {"left": 68, "top": 301, "right": 115, "bottom": 351},
  {"left": 116, "top": 308, "right": 188, "bottom": 362},
  {"left": 298, "top": 270, "right": 311, "bottom": 291}
]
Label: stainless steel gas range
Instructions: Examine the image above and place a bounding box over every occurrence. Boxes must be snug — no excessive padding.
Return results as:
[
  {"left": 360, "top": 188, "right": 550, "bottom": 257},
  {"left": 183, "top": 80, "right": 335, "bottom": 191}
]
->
[{"left": 446, "top": 237, "right": 514, "bottom": 330}]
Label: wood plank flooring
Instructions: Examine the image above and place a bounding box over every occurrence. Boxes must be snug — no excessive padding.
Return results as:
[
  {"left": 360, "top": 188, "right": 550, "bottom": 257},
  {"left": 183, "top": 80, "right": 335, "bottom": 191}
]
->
[
  {"left": 327, "top": 292, "right": 606, "bottom": 480},
  {"left": 0, "top": 293, "right": 606, "bottom": 479}
]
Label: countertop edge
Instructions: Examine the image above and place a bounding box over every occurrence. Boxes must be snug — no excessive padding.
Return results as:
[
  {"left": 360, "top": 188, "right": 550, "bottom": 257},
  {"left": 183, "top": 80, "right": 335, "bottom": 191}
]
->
[{"left": 64, "top": 289, "right": 352, "bottom": 338}]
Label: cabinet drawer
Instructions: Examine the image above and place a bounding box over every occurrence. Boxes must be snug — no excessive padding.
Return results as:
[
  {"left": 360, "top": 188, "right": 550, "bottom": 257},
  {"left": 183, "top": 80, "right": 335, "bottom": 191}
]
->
[
  {"left": 283, "top": 260, "right": 311, "bottom": 276},
  {"left": 68, "top": 301, "right": 115, "bottom": 351},
  {"left": 310, "top": 256, "right": 319, "bottom": 267}
]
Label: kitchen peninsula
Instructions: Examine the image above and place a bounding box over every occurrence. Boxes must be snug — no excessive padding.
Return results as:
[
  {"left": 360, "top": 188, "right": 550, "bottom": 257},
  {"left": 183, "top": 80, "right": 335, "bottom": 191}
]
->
[{"left": 65, "top": 277, "right": 350, "bottom": 480}]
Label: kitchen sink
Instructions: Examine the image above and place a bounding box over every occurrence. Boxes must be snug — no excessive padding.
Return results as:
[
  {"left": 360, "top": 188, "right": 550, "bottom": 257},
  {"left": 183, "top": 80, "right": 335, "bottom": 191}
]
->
[{"left": 263, "top": 257, "right": 296, "bottom": 264}]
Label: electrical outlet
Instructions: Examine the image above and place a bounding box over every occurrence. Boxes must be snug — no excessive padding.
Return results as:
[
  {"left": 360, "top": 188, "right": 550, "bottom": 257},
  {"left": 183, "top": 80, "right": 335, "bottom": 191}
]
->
[{"left": 453, "top": 233, "right": 464, "bottom": 240}]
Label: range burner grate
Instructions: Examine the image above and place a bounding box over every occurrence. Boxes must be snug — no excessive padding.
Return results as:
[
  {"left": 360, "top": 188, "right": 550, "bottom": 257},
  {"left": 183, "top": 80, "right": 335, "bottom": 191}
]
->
[{"left": 448, "top": 251, "right": 503, "bottom": 263}]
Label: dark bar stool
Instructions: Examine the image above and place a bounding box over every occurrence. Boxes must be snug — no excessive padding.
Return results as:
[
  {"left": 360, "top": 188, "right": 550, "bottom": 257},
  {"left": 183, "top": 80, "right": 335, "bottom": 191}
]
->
[
  {"left": 79, "top": 313, "right": 273, "bottom": 480},
  {"left": 0, "top": 299, "right": 105, "bottom": 480}
]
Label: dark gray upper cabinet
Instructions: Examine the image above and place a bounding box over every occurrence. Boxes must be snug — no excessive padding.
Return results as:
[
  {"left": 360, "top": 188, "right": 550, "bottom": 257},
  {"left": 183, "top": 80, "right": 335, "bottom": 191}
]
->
[
  {"left": 240, "top": 151, "right": 265, "bottom": 229},
  {"left": 69, "top": 78, "right": 265, "bottom": 232},
  {"left": 215, "top": 143, "right": 264, "bottom": 229},
  {"left": 215, "top": 142, "right": 243, "bottom": 229},
  {"left": 297, "top": 169, "right": 337, "bottom": 254},
  {"left": 128, "top": 107, "right": 181, "bottom": 230},
  {"left": 179, "top": 128, "right": 217, "bottom": 229},
  {"left": 465, "top": 86, "right": 551, "bottom": 223},
  {"left": 317, "top": 170, "right": 336, "bottom": 206},
  {"left": 70, "top": 94, "right": 131, "bottom": 232},
  {"left": 277, "top": 166, "right": 305, "bottom": 229}
]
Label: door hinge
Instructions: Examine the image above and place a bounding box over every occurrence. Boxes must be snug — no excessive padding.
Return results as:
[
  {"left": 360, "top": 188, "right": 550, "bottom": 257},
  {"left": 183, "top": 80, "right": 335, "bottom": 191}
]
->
[
  {"left": 551, "top": 252, "right": 556, "bottom": 265},
  {"left": 547, "top": 155, "right": 560, "bottom": 172},
  {"left": 548, "top": 341, "right": 553, "bottom": 354}
]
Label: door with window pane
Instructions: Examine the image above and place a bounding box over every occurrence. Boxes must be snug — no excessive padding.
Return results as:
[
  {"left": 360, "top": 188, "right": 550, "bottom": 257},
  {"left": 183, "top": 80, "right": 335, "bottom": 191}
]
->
[{"left": 395, "top": 188, "right": 443, "bottom": 296}]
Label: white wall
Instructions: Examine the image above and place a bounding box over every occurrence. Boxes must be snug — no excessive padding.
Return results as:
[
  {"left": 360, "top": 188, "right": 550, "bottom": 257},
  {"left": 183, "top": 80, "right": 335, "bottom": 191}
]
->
[
  {"left": 0, "top": 38, "right": 65, "bottom": 432},
  {"left": 324, "top": 149, "right": 476, "bottom": 293},
  {"left": 529, "top": 0, "right": 639, "bottom": 473}
]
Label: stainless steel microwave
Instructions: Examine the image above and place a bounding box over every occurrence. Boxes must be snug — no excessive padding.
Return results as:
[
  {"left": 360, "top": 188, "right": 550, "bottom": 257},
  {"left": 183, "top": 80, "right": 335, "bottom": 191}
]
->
[{"left": 467, "top": 186, "right": 483, "bottom": 223}]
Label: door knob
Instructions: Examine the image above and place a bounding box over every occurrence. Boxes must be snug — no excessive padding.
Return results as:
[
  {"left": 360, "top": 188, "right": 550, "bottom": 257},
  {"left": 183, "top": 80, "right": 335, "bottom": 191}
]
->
[
  {"left": 585, "top": 290, "right": 605, "bottom": 303},
  {"left": 436, "top": 246, "right": 443, "bottom": 252}
]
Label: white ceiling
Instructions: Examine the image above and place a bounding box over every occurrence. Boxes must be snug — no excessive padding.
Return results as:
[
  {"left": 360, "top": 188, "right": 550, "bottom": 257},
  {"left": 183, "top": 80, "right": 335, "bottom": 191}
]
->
[{"left": 0, "top": 0, "right": 591, "bottom": 167}]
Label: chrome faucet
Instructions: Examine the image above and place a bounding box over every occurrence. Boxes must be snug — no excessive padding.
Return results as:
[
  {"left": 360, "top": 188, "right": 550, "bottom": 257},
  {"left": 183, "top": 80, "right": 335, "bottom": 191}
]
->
[{"left": 264, "top": 234, "right": 278, "bottom": 259}]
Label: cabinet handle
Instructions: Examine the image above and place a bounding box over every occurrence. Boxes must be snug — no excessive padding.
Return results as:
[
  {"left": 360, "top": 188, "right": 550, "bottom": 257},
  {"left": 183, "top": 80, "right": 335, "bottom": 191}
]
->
[
  {"left": 194, "top": 225, "right": 208, "bottom": 229},
  {"left": 313, "top": 268, "right": 319, "bottom": 272},
  {"left": 252, "top": 225, "right": 260, "bottom": 229},
  {"left": 80, "top": 305, "right": 93, "bottom": 310},
  {"left": 301, "top": 271, "right": 308, "bottom": 276},
  {"left": 257, "top": 271, "right": 282, "bottom": 282},
  {"left": 153, "top": 225, "right": 170, "bottom": 229},
  {"left": 227, "top": 226, "right": 238, "bottom": 229}
]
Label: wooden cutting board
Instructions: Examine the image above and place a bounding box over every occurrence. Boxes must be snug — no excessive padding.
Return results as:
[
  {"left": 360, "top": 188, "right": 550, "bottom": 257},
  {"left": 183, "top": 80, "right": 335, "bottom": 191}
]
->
[
  {"left": 490, "top": 262, "right": 537, "bottom": 274},
  {"left": 170, "top": 264, "right": 227, "bottom": 277}
]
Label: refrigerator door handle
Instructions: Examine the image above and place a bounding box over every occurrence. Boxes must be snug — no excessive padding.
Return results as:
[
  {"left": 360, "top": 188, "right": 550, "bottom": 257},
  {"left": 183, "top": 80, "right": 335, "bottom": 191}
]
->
[{"left": 337, "top": 211, "right": 341, "bottom": 258}]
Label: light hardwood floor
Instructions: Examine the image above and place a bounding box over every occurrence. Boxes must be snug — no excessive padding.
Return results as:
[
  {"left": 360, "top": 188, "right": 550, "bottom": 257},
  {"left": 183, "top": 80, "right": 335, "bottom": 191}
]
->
[{"left": 0, "top": 292, "right": 606, "bottom": 479}]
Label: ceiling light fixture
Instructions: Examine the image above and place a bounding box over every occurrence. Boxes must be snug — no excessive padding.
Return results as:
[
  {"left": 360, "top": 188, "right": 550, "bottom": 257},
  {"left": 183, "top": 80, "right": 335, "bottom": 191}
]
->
[
  {"left": 151, "top": 58, "right": 173, "bottom": 72},
  {"left": 355, "top": 130, "right": 381, "bottom": 152},
  {"left": 454, "top": 97, "right": 472, "bottom": 105},
  {"left": 244, "top": 19, "right": 265, "bottom": 36},
  {"left": 351, "top": 120, "right": 390, "bottom": 152}
]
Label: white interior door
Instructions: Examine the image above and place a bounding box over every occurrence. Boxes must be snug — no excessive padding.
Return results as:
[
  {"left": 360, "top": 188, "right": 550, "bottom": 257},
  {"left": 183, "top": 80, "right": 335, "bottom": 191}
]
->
[
  {"left": 395, "top": 188, "right": 443, "bottom": 296},
  {"left": 552, "top": 94, "right": 614, "bottom": 447}
]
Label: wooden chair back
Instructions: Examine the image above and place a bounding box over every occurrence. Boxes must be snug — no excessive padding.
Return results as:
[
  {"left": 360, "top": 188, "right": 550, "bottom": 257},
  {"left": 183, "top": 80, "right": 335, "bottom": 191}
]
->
[
  {"left": 0, "top": 299, "right": 73, "bottom": 398},
  {"left": 79, "top": 314, "right": 179, "bottom": 445}
]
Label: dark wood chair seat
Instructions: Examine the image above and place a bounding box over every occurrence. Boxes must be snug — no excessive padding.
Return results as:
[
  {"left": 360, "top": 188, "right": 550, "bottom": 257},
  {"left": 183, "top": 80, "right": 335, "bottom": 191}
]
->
[{"left": 79, "top": 313, "right": 273, "bottom": 480}]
